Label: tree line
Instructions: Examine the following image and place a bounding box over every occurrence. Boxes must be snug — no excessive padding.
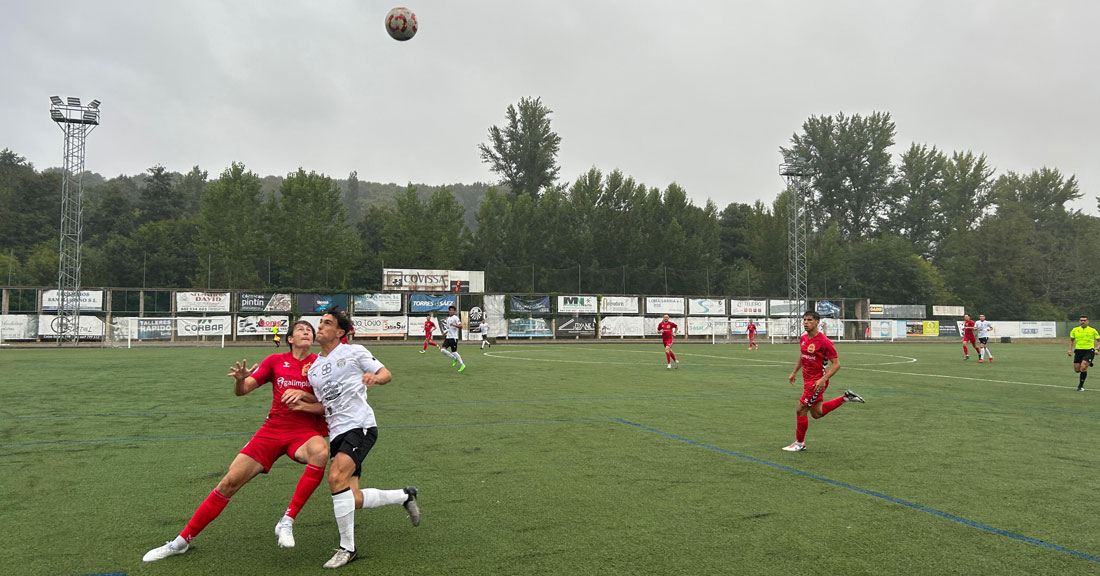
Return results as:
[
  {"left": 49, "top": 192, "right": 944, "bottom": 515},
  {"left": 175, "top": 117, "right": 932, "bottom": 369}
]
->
[{"left": 1, "top": 99, "right": 1097, "bottom": 320}]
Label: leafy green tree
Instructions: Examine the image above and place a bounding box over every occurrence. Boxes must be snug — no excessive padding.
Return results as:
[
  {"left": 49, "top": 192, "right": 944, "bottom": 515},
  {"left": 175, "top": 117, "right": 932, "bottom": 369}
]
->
[
  {"left": 939, "top": 151, "right": 994, "bottom": 236},
  {"left": 479, "top": 96, "right": 561, "bottom": 197},
  {"left": 782, "top": 112, "right": 896, "bottom": 241},
  {"left": 192, "top": 162, "right": 266, "bottom": 289},
  {"left": 882, "top": 144, "right": 945, "bottom": 259},
  {"left": 344, "top": 170, "right": 362, "bottom": 225},
  {"left": 137, "top": 165, "right": 184, "bottom": 224},
  {"left": 269, "top": 168, "right": 356, "bottom": 289},
  {"left": 846, "top": 235, "right": 953, "bottom": 304}
]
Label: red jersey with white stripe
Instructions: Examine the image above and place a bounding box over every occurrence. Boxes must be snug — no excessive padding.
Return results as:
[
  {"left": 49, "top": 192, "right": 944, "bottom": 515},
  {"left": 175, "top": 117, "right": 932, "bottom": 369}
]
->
[
  {"left": 249, "top": 352, "right": 326, "bottom": 432},
  {"left": 424, "top": 319, "right": 436, "bottom": 337},
  {"left": 799, "top": 331, "right": 837, "bottom": 384},
  {"left": 657, "top": 321, "right": 677, "bottom": 344},
  {"left": 962, "top": 319, "right": 977, "bottom": 342}
]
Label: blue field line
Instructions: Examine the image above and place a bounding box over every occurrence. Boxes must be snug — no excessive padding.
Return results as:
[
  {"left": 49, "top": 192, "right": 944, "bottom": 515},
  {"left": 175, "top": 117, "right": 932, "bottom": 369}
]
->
[{"left": 615, "top": 418, "right": 1100, "bottom": 564}]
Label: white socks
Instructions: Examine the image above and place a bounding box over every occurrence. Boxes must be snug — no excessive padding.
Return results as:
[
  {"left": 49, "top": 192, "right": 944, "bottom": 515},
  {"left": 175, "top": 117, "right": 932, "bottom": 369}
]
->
[
  {"left": 332, "top": 490, "right": 356, "bottom": 550},
  {"left": 359, "top": 488, "right": 406, "bottom": 509}
]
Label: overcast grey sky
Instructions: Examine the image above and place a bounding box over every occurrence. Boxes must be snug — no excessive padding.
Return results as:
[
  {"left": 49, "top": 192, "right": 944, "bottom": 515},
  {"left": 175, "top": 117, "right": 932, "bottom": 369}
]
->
[{"left": 3, "top": 0, "right": 1098, "bottom": 215}]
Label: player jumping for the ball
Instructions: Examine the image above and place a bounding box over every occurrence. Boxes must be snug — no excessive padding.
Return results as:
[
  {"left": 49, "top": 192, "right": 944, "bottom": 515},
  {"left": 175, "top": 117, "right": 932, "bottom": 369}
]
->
[{"left": 782, "top": 311, "right": 865, "bottom": 452}]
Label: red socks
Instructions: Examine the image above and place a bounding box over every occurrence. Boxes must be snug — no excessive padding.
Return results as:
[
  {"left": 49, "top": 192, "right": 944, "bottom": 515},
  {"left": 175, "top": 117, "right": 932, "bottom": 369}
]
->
[
  {"left": 669, "top": 351, "right": 677, "bottom": 362},
  {"left": 181, "top": 489, "right": 231, "bottom": 542},
  {"left": 821, "top": 396, "right": 845, "bottom": 416},
  {"left": 665, "top": 352, "right": 671, "bottom": 363},
  {"left": 285, "top": 463, "right": 325, "bottom": 519},
  {"left": 795, "top": 415, "right": 808, "bottom": 443}
]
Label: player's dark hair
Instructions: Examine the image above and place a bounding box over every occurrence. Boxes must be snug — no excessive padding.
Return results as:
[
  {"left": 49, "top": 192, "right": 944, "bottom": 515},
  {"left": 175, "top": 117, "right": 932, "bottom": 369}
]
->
[
  {"left": 292, "top": 319, "right": 315, "bottom": 339},
  {"left": 323, "top": 306, "right": 352, "bottom": 337},
  {"left": 803, "top": 310, "right": 821, "bottom": 321},
  {"left": 448, "top": 305, "right": 456, "bottom": 312}
]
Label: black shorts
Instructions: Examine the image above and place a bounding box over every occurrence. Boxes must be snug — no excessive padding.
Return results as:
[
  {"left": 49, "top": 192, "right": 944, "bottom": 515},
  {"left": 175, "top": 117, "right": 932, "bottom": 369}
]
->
[
  {"left": 978, "top": 337, "right": 989, "bottom": 345},
  {"left": 329, "top": 426, "right": 378, "bottom": 477},
  {"left": 443, "top": 338, "right": 458, "bottom": 352},
  {"left": 1073, "top": 349, "right": 1096, "bottom": 365}
]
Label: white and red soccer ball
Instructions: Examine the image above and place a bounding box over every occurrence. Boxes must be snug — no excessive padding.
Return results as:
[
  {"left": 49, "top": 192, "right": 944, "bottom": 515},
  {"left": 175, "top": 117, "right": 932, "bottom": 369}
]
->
[{"left": 386, "top": 7, "right": 417, "bottom": 41}]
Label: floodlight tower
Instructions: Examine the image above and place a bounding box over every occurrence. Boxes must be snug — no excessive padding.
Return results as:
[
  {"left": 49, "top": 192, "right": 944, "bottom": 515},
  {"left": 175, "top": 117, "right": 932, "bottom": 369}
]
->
[
  {"left": 49, "top": 96, "right": 101, "bottom": 344},
  {"left": 780, "top": 156, "right": 811, "bottom": 339}
]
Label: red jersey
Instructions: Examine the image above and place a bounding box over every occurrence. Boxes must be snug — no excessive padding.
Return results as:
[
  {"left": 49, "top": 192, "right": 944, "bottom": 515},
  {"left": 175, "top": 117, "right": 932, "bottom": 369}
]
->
[
  {"left": 657, "top": 321, "right": 678, "bottom": 341},
  {"left": 962, "top": 319, "right": 976, "bottom": 340},
  {"left": 799, "top": 331, "right": 837, "bottom": 384},
  {"left": 747, "top": 323, "right": 757, "bottom": 338},
  {"left": 248, "top": 351, "right": 326, "bottom": 432},
  {"left": 424, "top": 319, "right": 436, "bottom": 336}
]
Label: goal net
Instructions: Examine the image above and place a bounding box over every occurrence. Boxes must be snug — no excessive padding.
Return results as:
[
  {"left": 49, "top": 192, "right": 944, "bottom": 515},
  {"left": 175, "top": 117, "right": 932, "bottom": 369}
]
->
[
  {"left": 107, "top": 317, "right": 229, "bottom": 348},
  {"left": 708, "top": 318, "right": 879, "bottom": 344}
]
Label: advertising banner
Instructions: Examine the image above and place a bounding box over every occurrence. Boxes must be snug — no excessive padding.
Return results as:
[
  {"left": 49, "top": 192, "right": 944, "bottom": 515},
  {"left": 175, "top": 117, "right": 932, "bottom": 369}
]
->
[
  {"left": 599, "top": 316, "right": 645, "bottom": 337},
  {"left": 644, "top": 316, "right": 686, "bottom": 336},
  {"left": 687, "top": 317, "right": 721, "bottom": 336},
  {"left": 871, "top": 304, "right": 926, "bottom": 319},
  {"left": 938, "top": 322, "right": 960, "bottom": 338},
  {"left": 484, "top": 295, "right": 506, "bottom": 337},
  {"left": 383, "top": 268, "right": 449, "bottom": 292},
  {"left": 353, "top": 293, "right": 403, "bottom": 313},
  {"left": 296, "top": 294, "right": 349, "bottom": 314},
  {"left": 729, "top": 299, "right": 767, "bottom": 316},
  {"left": 238, "top": 293, "right": 292, "bottom": 313},
  {"left": 555, "top": 316, "right": 597, "bottom": 338},
  {"left": 176, "top": 291, "right": 231, "bottom": 313},
  {"left": 646, "top": 297, "right": 685, "bottom": 315},
  {"left": 354, "top": 316, "right": 408, "bottom": 337},
  {"left": 728, "top": 318, "right": 768, "bottom": 335},
  {"left": 769, "top": 299, "right": 805, "bottom": 317},
  {"left": 137, "top": 318, "right": 174, "bottom": 340},
  {"left": 407, "top": 316, "right": 444, "bottom": 337},
  {"left": 37, "top": 315, "right": 105, "bottom": 338},
  {"left": 1, "top": 315, "right": 38, "bottom": 340},
  {"left": 409, "top": 294, "right": 457, "bottom": 313},
  {"left": 177, "top": 316, "right": 232, "bottom": 336},
  {"left": 41, "top": 289, "right": 105, "bottom": 312},
  {"left": 507, "top": 317, "right": 553, "bottom": 338},
  {"left": 1018, "top": 321, "right": 1057, "bottom": 338},
  {"left": 510, "top": 296, "right": 551, "bottom": 314},
  {"left": 815, "top": 300, "right": 841, "bottom": 318},
  {"left": 557, "top": 295, "right": 598, "bottom": 314},
  {"left": 237, "top": 316, "right": 290, "bottom": 336},
  {"left": 906, "top": 320, "right": 939, "bottom": 337},
  {"left": 933, "top": 305, "right": 966, "bottom": 317},
  {"left": 688, "top": 298, "right": 726, "bottom": 316},
  {"left": 871, "top": 320, "right": 905, "bottom": 339},
  {"left": 600, "top": 296, "right": 639, "bottom": 314}
]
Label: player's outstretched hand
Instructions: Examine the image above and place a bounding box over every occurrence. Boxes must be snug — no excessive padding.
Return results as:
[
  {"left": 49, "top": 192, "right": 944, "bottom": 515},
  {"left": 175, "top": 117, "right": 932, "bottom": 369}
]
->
[{"left": 228, "top": 360, "right": 257, "bottom": 381}]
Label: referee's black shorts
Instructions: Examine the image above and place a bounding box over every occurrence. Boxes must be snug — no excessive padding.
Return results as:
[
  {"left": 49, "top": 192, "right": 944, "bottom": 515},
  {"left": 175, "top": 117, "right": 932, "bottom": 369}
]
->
[{"left": 1073, "top": 349, "right": 1096, "bottom": 365}]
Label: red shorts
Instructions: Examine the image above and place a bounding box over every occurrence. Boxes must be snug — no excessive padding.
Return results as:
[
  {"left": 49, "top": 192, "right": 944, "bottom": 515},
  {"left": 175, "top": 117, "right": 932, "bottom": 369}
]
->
[
  {"left": 239, "top": 422, "right": 325, "bottom": 472},
  {"left": 799, "top": 380, "right": 829, "bottom": 407},
  {"left": 662, "top": 338, "right": 674, "bottom": 347},
  {"left": 424, "top": 333, "right": 434, "bottom": 341},
  {"left": 963, "top": 335, "right": 977, "bottom": 344}
]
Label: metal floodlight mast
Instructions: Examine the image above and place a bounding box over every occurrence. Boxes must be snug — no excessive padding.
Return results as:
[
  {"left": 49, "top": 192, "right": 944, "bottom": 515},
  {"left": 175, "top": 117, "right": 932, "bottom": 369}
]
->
[
  {"left": 780, "top": 156, "right": 811, "bottom": 340},
  {"left": 49, "top": 95, "right": 101, "bottom": 344}
]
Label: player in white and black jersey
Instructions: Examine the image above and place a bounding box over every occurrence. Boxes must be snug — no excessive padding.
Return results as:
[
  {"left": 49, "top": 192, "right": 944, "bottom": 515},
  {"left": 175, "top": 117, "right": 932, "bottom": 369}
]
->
[
  {"left": 479, "top": 319, "right": 491, "bottom": 351},
  {"left": 283, "top": 308, "right": 420, "bottom": 569},
  {"left": 441, "top": 305, "right": 466, "bottom": 371},
  {"left": 975, "top": 314, "right": 995, "bottom": 363}
]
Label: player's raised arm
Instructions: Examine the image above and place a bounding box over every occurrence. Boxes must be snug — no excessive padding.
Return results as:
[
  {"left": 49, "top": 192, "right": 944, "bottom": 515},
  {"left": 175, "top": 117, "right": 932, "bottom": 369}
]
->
[{"left": 229, "top": 359, "right": 261, "bottom": 396}]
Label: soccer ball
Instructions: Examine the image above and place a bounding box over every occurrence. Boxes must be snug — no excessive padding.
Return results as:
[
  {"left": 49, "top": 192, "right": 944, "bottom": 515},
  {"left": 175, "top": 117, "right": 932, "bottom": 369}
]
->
[{"left": 385, "top": 7, "right": 418, "bottom": 41}]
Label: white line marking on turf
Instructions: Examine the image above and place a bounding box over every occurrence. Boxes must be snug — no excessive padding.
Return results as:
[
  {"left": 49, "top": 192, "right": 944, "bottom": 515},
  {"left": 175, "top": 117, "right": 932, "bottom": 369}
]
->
[{"left": 485, "top": 346, "right": 917, "bottom": 367}]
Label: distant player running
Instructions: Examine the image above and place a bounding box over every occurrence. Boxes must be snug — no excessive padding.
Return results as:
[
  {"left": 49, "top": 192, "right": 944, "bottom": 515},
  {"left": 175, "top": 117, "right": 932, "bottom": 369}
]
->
[
  {"left": 143, "top": 321, "right": 328, "bottom": 562},
  {"left": 441, "top": 305, "right": 466, "bottom": 372},
  {"left": 420, "top": 312, "right": 440, "bottom": 353},
  {"left": 657, "top": 314, "right": 679, "bottom": 369},
  {"left": 975, "top": 314, "right": 994, "bottom": 363},
  {"left": 747, "top": 319, "right": 759, "bottom": 350},
  {"left": 782, "top": 311, "right": 865, "bottom": 452},
  {"left": 479, "top": 320, "right": 492, "bottom": 351},
  {"left": 1068, "top": 315, "right": 1099, "bottom": 391},
  {"left": 961, "top": 314, "right": 977, "bottom": 360}
]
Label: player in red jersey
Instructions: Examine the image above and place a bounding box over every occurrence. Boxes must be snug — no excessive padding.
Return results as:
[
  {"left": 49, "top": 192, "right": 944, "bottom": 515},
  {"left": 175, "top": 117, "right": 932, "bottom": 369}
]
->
[
  {"left": 657, "top": 314, "right": 679, "bottom": 369},
  {"left": 781, "top": 311, "right": 865, "bottom": 452},
  {"left": 420, "top": 311, "right": 441, "bottom": 353},
  {"left": 747, "top": 319, "right": 759, "bottom": 350},
  {"left": 961, "top": 313, "right": 977, "bottom": 360},
  {"left": 143, "top": 320, "right": 329, "bottom": 562}
]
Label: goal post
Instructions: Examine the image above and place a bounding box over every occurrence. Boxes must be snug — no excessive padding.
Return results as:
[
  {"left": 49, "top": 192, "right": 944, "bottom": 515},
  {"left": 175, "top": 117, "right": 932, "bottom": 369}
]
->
[{"left": 107, "top": 317, "right": 229, "bottom": 348}]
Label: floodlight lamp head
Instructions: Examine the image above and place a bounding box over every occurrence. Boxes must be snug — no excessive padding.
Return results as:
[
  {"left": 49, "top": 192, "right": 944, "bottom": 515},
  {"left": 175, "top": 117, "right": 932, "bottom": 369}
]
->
[
  {"left": 88, "top": 99, "right": 101, "bottom": 109},
  {"left": 67, "top": 97, "right": 81, "bottom": 106},
  {"left": 50, "top": 110, "right": 64, "bottom": 121},
  {"left": 50, "top": 96, "right": 64, "bottom": 106}
]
